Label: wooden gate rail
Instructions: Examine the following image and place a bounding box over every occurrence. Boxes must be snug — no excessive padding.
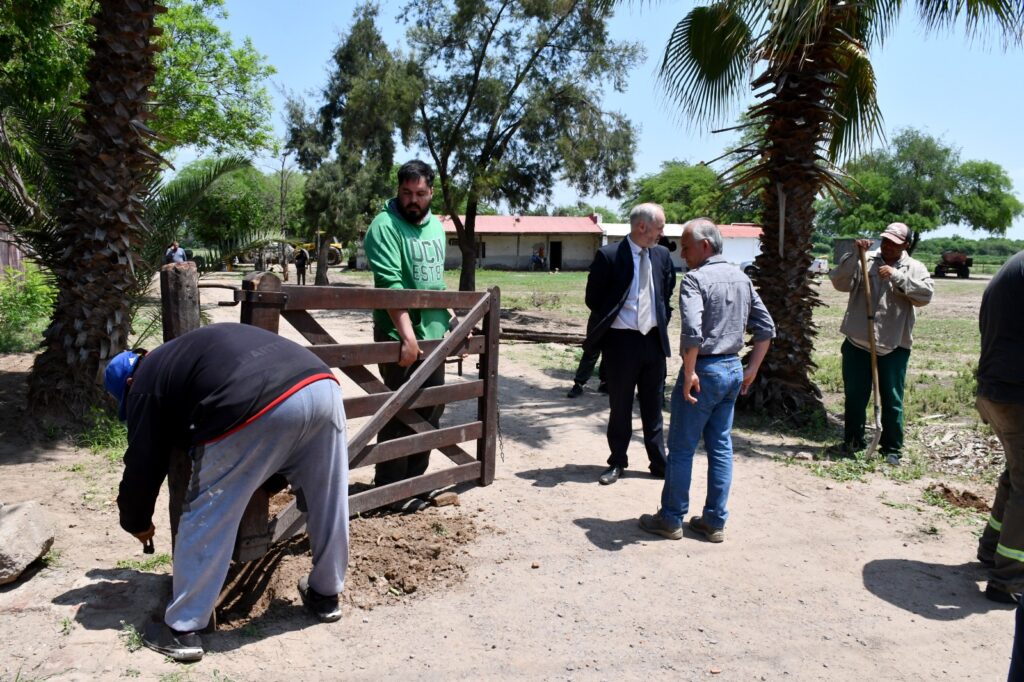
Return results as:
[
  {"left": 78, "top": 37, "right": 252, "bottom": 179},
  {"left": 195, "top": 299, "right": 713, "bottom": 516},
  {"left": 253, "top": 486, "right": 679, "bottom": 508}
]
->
[{"left": 159, "top": 264, "right": 501, "bottom": 564}]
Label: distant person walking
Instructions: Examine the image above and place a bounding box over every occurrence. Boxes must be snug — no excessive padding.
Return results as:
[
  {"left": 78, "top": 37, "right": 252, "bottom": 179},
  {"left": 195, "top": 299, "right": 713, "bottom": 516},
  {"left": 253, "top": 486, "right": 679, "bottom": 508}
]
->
[
  {"left": 164, "top": 240, "right": 186, "bottom": 264},
  {"left": 294, "top": 247, "right": 309, "bottom": 285}
]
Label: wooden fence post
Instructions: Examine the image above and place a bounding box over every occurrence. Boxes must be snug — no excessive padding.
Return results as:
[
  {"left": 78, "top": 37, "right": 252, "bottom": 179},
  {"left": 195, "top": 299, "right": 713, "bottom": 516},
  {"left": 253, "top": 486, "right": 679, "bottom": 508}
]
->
[
  {"left": 160, "top": 262, "right": 200, "bottom": 341},
  {"left": 478, "top": 286, "right": 501, "bottom": 485},
  {"left": 159, "top": 262, "right": 200, "bottom": 552}
]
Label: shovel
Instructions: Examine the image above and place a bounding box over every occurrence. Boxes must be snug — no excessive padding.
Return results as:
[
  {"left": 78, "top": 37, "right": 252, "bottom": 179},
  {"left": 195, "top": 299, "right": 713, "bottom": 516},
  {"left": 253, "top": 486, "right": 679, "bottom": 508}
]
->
[{"left": 858, "top": 248, "right": 883, "bottom": 458}]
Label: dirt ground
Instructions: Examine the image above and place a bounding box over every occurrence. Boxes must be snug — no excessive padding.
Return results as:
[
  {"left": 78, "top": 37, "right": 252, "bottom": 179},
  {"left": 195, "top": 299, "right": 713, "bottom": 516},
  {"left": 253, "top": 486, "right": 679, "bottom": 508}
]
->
[{"left": 0, "top": 273, "right": 1014, "bottom": 681}]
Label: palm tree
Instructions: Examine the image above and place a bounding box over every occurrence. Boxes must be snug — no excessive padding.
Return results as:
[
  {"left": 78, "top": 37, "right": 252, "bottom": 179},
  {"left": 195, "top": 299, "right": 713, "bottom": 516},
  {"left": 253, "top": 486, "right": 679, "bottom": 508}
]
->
[
  {"left": 0, "top": 94, "right": 251, "bottom": 409},
  {"left": 657, "top": 0, "right": 1020, "bottom": 418}
]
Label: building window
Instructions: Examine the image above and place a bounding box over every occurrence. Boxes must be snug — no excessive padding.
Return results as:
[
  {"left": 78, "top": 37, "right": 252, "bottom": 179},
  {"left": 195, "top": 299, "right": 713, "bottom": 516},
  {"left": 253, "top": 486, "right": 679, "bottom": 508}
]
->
[
  {"left": 476, "top": 241, "right": 486, "bottom": 258},
  {"left": 448, "top": 238, "right": 459, "bottom": 246}
]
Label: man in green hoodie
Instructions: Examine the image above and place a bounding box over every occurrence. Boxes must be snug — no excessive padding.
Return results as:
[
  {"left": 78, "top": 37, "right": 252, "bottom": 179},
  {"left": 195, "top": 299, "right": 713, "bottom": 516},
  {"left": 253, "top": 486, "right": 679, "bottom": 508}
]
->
[{"left": 364, "top": 160, "right": 451, "bottom": 511}]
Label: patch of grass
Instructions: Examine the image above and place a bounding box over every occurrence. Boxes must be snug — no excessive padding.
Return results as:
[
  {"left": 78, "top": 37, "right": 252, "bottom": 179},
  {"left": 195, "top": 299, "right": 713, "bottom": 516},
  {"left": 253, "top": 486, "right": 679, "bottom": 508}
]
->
[
  {"left": 121, "top": 669, "right": 141, "bottom": 678},
  {"left": 60, "top": 462, "right": 86, "bottom": 473},
  {"left": 118, "top": 621, "right": 144, "bottom": 652},
  {"left": 60, "top": 616, "right": 74, "bottom": 635},
  {"left": 880, "top": 495, "right": 923, "bottom": 512},
  {"left": 811, "top": 352, "right": 843, "bottom": 393},
  {"left": 807, "top": 455, "right": 878, "bottom": 482},
  {"left": 116, "top": 553, "right": 173, "bottom": 572},
  {"left": 432, "top": 521, "right": 449, "bottom": 537},
  {"left": 158, "top": 672, "right": 193, "bottom": 682},
  {"left": 76, "top": 407, "right": 128, "bottom": 463},
  {"left": 211, "top": 671, "right": 238, "bottom": 682},
  {"left": 240, "top": 624, "right": 259, "bottom": 639},
  {"left": 40, "top": 547, "right": 63, "bottom": 569},
  {"left": 805, "top": 449, "right": 925, "bottom": 483},
  {"left": 904, "top": 363, "right": 978, "bottom": 421},
  {"left": 0, "top": 262, "right": 56, "bottom": 352}
]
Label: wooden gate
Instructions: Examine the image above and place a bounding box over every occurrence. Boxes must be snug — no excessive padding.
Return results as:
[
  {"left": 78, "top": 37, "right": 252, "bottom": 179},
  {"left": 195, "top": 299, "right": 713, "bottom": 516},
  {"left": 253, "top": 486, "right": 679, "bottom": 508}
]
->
[{"left": 160, "top": 264, "right": 500, "bottom": 562}]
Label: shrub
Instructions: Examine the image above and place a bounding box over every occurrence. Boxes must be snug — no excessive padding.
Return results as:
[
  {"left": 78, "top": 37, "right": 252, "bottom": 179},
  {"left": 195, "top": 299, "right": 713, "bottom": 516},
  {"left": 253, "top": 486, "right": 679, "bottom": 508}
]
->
[{"left": 0, "top": 262, "right": 56, "bottom": 352}]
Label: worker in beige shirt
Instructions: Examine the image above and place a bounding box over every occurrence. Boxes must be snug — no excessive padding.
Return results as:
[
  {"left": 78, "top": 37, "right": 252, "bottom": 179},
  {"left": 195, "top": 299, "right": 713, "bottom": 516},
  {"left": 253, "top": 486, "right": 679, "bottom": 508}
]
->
[{"left": 828, "top": 222, "right": 934, "bottom": 464}]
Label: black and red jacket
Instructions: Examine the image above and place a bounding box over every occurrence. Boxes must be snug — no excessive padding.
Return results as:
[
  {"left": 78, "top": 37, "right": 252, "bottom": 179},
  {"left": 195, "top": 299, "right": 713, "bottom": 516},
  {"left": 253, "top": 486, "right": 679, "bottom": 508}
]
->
[{"left": 117, "top": 323, "right": 336, "bottom": 533}]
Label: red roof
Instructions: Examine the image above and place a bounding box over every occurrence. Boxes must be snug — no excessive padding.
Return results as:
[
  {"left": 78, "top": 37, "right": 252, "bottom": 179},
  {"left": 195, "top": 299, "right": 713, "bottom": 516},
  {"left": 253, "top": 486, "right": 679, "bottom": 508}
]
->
[
  {"left": 717, "top": 224, "right": 762, "bottom": 238},
  {"left": 440, "top": 215, "right": 602, "bottom": 235}
]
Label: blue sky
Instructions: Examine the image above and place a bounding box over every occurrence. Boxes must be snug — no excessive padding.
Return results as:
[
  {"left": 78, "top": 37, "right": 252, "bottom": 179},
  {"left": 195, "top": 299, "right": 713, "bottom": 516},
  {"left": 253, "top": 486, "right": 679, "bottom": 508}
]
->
[{"left": 208, "top": 1, "right": 1024, "bottom": 239}]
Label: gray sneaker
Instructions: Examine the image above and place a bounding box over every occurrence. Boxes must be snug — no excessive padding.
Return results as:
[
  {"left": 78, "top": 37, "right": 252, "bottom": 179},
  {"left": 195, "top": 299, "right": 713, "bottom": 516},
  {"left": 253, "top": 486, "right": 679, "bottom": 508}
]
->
[
  {"left": 688, "top": 515, "right": 725, "bottom": 543},
  {"left": 639, "top": 512, "right": 682, "bottom": 540}
]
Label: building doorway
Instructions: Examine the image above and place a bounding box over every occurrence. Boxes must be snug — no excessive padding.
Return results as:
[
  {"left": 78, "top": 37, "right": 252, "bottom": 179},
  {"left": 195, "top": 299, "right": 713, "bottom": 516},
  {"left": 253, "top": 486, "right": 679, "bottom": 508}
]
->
[{"left": 549, "top": 241, "right": 562, "bottom": 271}]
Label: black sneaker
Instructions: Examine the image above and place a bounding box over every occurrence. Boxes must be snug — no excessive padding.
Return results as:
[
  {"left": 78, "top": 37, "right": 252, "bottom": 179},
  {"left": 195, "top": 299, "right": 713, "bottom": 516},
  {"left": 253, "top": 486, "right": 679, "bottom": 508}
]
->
[
  {"left": 298, "top": 575, "right": 342, "bottom": 622},
  {"left": 566, "top": 384, "right": 584, "bottom": 398},
  {"left": 142, "top": 622, "right": 204, "bottom": 662},
  {"left": 984, "top": 583, "right": 1021, "bottom": 605}
]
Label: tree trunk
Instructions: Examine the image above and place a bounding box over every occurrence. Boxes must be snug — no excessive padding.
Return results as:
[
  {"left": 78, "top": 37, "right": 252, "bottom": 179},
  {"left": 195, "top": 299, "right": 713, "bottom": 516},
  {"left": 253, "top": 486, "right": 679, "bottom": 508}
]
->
[
  {"left": 737, "top": 15, "right": 852, "bottom": 421},
  {"left": 315, "top": 240, "right": 330, "bottom": 285},
  {"left": 27, "top": 0, "right": 165, "bottom": 419},
  {"left": 457, "top": 200, "right": 478, "bottom": 292}
]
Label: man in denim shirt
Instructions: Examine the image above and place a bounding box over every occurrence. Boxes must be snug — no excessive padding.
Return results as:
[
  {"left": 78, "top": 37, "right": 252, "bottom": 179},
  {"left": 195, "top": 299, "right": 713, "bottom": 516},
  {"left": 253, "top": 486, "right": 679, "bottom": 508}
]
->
[{"left": 640, "top": 218, "right": 775, "bottom": 542}]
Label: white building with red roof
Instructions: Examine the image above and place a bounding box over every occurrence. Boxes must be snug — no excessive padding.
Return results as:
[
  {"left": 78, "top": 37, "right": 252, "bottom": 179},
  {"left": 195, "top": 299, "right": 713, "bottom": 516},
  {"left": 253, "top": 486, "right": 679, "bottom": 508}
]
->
[
  {"left": 602, "top": 222, "right": 763, "bottom": 271},
  {"left": 356, "top": 214, "right": 763, "bottom": 271}
]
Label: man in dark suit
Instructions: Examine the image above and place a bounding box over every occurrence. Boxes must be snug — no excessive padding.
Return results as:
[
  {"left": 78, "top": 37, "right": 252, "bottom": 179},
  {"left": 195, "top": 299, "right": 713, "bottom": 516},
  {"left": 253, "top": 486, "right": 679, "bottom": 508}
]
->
[{"left": 583, "top": 203, "right": 676, "bottom": 485}]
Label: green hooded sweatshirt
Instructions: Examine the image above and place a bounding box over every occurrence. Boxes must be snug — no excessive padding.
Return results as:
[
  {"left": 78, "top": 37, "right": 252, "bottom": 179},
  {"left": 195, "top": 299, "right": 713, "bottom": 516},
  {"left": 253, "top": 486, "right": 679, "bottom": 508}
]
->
[{"left": 363, "top": 199, "right": 448, "bottom": 341}]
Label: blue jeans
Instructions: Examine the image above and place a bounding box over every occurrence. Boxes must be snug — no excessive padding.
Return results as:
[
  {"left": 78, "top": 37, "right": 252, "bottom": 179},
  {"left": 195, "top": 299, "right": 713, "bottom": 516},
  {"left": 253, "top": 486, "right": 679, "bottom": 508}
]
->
[{"left": 660, "top": 355, "right": 743, "bottom": 528}]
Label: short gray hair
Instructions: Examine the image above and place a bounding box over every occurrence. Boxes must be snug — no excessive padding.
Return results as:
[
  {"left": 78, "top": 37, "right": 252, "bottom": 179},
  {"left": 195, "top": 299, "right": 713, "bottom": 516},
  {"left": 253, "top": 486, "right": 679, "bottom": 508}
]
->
[
  {"left": 629, "top": 203, "right": 663, "bottom": 228},
  {"left": 682, "top": 217, "right": 723, "bottom": 255}
]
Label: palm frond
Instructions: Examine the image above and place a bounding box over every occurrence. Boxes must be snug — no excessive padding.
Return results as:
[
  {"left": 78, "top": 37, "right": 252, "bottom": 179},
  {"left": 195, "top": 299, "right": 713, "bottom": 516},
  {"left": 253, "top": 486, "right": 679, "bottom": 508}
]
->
[
  {"left": 915, "top": 0, "right": 1023, "bottom": 45},
  {"left": 658, "top": 3, "right": 754, "bottom": 127},
  {"left": 826, "top": 40, "right": 884, "bottom": 162}
]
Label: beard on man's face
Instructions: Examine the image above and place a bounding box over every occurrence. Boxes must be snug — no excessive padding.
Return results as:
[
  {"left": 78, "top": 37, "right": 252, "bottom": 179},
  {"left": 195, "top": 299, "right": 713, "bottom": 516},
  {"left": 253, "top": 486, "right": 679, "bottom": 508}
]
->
[{"left": 399, "top": 200, "right": 428, "bottom": 223}]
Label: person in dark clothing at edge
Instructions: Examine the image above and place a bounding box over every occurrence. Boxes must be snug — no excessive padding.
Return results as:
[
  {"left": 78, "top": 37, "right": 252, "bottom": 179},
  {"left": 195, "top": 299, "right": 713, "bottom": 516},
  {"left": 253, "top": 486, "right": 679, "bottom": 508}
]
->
[
  {"left": 975, "top": 251, "right": 1024, "bottom": 612},
  {"left": 364, "top": 160, "right": 459, "bottom": 513},
  {"left": 104, "top": 323, "right": 350, "bottom": 662}
]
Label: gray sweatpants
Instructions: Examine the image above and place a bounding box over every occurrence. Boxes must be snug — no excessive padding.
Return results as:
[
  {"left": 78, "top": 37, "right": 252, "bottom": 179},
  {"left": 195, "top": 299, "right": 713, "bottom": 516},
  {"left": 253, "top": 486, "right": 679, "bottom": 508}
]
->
[{"left": 165, "top": 379, "right": 349, "bottom": 631}]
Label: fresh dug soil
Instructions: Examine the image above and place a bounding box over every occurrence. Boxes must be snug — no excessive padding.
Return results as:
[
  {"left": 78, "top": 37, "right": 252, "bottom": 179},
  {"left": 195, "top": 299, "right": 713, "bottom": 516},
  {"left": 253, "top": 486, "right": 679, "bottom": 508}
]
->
[
  {"left": 217, "top": 508, "right": 477, "bottom": 628},
  {"left": 926, "top": 482, "right": 992, "bottom": 513}
]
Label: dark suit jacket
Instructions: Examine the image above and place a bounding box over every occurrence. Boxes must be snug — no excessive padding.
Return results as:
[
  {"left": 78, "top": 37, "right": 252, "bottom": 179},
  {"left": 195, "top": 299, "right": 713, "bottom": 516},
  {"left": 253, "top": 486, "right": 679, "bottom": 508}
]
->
[{"left": 583, "top": 239, "right": 676, "bottom": 356}]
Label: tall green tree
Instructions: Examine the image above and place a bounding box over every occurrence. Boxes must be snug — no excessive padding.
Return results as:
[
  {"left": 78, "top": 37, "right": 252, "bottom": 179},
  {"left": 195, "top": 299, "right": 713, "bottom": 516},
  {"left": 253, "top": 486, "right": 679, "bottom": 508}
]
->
[
  {"left": 285, "top": 3, "right": 420, "bottom": 284},
  {"left": 817, "top": 128, "right": 1024, "bottom": 236},
  {"left": 623, "top": 160, "right": 759, "bottom": 224},
  {"left": 0, "top": 0, "right": 275, "bottom": 156},
  {"left": 152, "top": 0, "right": 276, "bottom": 154},
  {"left": 408, "top": 0, "right": 641, "bottom": 291},
  {"left": 657, "top": 0, "right": 1021, "bottom": 418}
]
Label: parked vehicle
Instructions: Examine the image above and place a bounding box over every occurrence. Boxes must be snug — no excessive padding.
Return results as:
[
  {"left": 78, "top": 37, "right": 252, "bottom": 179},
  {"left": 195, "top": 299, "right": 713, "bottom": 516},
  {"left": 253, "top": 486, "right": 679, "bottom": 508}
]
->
[
  {"left": 809, "top": 257, "right": 829, "bottom": 275},
  {"left": 301, "top": 238, "right": 345, "bottom": 267},
  {"left": 934, "top": 249, "right": 972, "bottom": 279}
]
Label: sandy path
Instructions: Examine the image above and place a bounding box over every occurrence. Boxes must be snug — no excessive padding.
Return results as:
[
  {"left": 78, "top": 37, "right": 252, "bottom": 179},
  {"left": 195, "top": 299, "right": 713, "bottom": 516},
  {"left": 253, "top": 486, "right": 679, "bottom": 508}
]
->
[{"left": 0, "top": 276, "right": 1011, "bottom": 681}]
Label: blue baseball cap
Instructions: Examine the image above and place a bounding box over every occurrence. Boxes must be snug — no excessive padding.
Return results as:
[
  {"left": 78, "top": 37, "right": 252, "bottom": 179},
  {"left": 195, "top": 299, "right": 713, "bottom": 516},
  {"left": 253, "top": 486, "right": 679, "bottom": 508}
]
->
[{"left": 104, "top": 350, "right": 140, "bottom": 421}]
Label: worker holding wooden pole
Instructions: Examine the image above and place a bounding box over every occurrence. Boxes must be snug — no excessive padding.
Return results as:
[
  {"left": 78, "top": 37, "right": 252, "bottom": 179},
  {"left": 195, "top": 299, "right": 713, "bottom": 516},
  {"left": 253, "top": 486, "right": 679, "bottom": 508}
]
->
[{"left": 826, "top": 223, "right": 933, "bottom": 465}]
